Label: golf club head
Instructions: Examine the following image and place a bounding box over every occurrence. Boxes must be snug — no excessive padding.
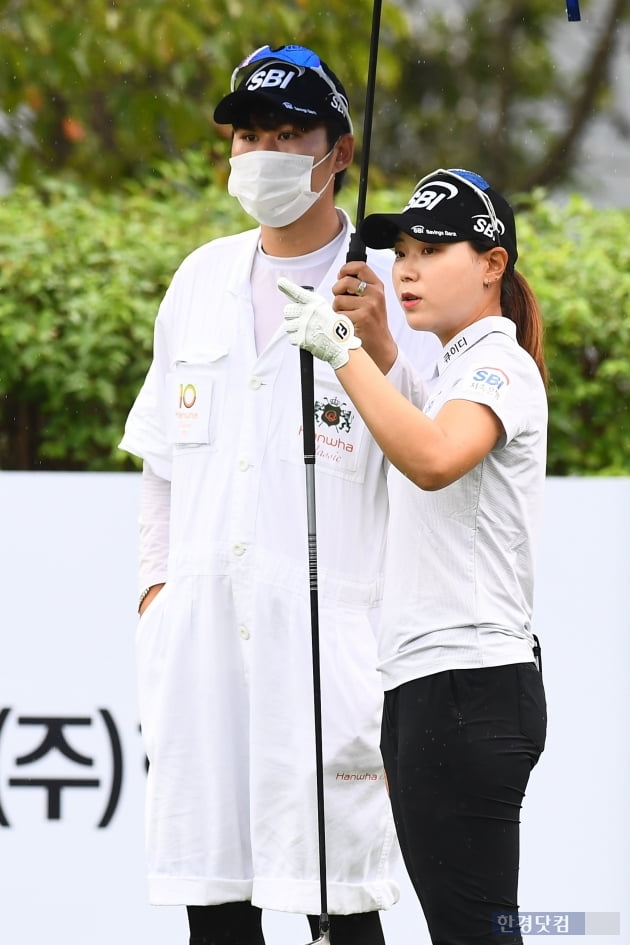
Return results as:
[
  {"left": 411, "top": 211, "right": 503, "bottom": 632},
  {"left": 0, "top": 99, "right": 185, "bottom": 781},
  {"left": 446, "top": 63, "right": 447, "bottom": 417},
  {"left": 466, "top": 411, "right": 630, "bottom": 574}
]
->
[{"left": 305, "top": 931, "right": 330, "bottom": 945}]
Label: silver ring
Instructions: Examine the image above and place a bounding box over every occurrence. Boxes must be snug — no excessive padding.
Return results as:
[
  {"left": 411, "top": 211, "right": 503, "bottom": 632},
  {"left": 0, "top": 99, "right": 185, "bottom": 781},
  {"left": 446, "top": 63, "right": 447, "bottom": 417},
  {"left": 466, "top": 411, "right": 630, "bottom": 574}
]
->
[{"left": 355, "top": 280, "right": 368, "bottom": 297}]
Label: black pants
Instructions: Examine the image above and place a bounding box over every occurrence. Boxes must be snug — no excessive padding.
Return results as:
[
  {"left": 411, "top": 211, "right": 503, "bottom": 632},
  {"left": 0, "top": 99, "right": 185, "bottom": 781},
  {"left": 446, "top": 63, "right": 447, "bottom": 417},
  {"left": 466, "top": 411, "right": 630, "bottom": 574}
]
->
[
  {"left": 187, "top": 903, "right": 385, "bottom": 944},
  {"left": 380, "top": 663, "right": 546, "bottom": 945}
]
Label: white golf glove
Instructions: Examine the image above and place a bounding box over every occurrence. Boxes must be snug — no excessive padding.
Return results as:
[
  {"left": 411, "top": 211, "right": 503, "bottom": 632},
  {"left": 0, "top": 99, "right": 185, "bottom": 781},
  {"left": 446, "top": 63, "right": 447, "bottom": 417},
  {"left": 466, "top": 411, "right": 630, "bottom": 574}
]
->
[{"left": 278, "top": 277, "right": 362, "bottom": 370}]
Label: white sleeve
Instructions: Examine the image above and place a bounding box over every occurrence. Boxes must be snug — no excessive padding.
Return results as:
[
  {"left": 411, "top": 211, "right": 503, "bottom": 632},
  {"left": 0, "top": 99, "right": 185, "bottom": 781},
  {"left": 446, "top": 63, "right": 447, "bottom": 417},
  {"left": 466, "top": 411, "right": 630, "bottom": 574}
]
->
[
  {"left": 138, "top": 461, "right": 171, "bottom": 594},
  {"left": 385, "top": 347, "right": 432, "bottom": 409},
  {"left": 442, "top": 345, "right": 547, "bottom": 445},
  {"left": 119, "top": 312, "right": 173, "bottom": 481}
]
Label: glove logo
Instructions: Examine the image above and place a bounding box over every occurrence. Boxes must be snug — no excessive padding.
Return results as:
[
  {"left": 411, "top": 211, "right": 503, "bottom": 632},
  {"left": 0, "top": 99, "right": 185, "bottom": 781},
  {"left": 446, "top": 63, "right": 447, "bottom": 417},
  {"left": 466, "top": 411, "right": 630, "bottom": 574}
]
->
[{"left": 333, "top": 318, "right": 352, "bottom": 343}]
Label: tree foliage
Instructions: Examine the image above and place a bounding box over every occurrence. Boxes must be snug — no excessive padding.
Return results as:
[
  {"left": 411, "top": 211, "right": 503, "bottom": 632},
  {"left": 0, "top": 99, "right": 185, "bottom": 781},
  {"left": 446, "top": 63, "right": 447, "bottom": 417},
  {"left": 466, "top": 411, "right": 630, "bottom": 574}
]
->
[
  {"left": 517, "top": 192, "right": 630, "bottom": 474},
  {"left": 0, "top": 0, "right": 408, "bottom": 186},
  {"left": 0, "top": 0, "right": 628, "bottom": 194},
  {"left": 379, "top": 0, "right": 630, "bottom": 193},
  {"left": 0, "top": 157, "right": 628, "bottom": 474},
  {"left": 0, "top": 153, "right": 248, "bottom": 469}
]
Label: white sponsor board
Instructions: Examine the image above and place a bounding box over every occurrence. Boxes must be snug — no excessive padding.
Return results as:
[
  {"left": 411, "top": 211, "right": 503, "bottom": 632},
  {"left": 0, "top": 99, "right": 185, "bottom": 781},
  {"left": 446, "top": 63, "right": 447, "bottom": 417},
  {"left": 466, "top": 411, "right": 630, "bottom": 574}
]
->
[{"left": 0, "top": 474, "right": 628, "bottom": 944}]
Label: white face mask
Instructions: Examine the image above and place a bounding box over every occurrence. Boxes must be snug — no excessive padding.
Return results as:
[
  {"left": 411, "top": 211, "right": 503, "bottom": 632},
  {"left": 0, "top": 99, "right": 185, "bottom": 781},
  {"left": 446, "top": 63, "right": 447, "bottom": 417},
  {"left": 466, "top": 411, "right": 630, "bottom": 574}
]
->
[{"left": 227, "top": 148, "right": 335, "bottom": 227}]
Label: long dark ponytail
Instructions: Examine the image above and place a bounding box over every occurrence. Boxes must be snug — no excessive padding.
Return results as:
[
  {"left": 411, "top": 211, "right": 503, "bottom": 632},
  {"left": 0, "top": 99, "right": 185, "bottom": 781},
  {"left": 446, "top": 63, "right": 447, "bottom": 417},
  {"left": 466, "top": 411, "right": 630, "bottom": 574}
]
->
[
  {"left": 499, "top": 269, "right": 547, "bottom": 389},
  {"left": 471, "top": 240, "right": 547, "bottom": 388}
]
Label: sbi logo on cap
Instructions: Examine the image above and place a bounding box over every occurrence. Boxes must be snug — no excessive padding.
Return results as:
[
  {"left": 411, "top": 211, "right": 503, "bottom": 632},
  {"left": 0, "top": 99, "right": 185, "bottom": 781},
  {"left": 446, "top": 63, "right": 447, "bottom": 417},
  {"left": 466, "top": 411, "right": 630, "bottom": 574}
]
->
[
  {"left": 245, "top": 65, "right": 300, "bottom": 91},
  {"left": 406, "top": 180, "right": 459, "bottom": 212},
  {"left": 472, "top": 214, "right": 506, "bottom": 239}
]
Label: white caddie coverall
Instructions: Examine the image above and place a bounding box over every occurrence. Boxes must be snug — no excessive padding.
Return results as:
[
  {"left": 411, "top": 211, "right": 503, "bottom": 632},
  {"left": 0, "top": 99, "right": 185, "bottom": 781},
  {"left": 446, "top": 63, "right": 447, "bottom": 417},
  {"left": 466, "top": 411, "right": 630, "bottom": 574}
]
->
[{"left": 120, "top": 211, "right": 439, "bottom": 914}]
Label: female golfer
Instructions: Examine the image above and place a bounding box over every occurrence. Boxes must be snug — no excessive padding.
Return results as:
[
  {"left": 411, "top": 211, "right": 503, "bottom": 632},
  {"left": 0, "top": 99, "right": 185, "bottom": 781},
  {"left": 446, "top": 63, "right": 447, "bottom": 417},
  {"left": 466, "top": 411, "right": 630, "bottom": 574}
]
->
[{"left": 278, "top": 167, "right": 548, "bottom": 945}]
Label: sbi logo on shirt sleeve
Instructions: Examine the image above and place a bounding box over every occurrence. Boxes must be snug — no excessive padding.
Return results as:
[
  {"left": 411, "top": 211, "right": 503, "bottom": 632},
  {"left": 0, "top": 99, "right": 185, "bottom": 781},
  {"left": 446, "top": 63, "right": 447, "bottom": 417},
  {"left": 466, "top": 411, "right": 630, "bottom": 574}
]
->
[
  {"left": 473, "top": 368, "right": 510, "bottom": 389},
  {"left": 470, "top": 367, "right": 510, "bottom": 400}
]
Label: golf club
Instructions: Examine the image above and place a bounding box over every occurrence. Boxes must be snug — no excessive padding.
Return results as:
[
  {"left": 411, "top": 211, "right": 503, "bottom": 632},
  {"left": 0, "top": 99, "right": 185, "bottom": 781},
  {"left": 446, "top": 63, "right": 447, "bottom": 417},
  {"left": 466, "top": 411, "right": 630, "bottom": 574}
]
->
[
  {"left": 299, "top": 336, "right": 331, "bottom": 945},
  {"left": 298, "top": 4, "right": 384, "bottom": 942}
]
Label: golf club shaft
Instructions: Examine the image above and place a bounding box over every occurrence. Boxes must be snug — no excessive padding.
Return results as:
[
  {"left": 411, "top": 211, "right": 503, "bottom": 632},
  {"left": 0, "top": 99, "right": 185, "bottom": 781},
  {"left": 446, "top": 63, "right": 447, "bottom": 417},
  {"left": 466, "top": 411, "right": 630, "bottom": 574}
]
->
[
  {"left": 347, "top": 0, "right": 383, "bottom": 263},
  {"left": 300, "top": 325, "right": 330, "bottom": 935}
]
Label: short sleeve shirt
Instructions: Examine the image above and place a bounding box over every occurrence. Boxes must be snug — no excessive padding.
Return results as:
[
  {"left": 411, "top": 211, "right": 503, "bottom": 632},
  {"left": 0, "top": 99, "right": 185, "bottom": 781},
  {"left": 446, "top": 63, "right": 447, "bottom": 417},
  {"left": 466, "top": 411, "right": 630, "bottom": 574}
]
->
[{"left": 378, "top": 317, "right": 548, "bottom": 690}]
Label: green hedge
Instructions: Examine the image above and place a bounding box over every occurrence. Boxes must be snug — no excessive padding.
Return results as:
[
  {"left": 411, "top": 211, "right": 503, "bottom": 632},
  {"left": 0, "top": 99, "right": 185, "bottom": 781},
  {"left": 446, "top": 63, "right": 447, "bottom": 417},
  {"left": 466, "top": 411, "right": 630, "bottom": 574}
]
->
[{"left": 1, "top": 157, "right": 629, "bottom": 473}]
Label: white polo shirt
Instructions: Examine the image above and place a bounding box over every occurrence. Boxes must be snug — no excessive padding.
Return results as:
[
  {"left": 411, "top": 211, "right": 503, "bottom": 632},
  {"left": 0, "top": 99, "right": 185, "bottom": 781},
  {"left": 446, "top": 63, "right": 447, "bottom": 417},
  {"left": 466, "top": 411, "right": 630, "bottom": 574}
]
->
[{"left": 378, "top": 316, "right": 548, "bottom": 690}]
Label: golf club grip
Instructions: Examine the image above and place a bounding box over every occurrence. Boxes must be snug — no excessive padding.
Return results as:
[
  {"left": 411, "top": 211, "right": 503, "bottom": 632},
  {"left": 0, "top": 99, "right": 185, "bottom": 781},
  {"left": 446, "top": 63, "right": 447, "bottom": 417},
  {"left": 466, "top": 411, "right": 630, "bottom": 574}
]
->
[
  {"left": 300, "top": 348, "right": 316, "bottom": 463},
  {"left": 346, "top": 230, "right": 367, "bottom": 264}
]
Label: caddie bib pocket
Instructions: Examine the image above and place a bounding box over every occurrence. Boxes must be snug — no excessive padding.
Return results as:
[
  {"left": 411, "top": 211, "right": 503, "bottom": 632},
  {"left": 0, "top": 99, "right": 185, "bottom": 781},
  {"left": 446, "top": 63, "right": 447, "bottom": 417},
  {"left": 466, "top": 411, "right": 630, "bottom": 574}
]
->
[
  {"left": 166, "top": 351, "right": 228, "bottom": 450},
  {"left": 280, "top": 374, "right": 370, "bottom": 483}
]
